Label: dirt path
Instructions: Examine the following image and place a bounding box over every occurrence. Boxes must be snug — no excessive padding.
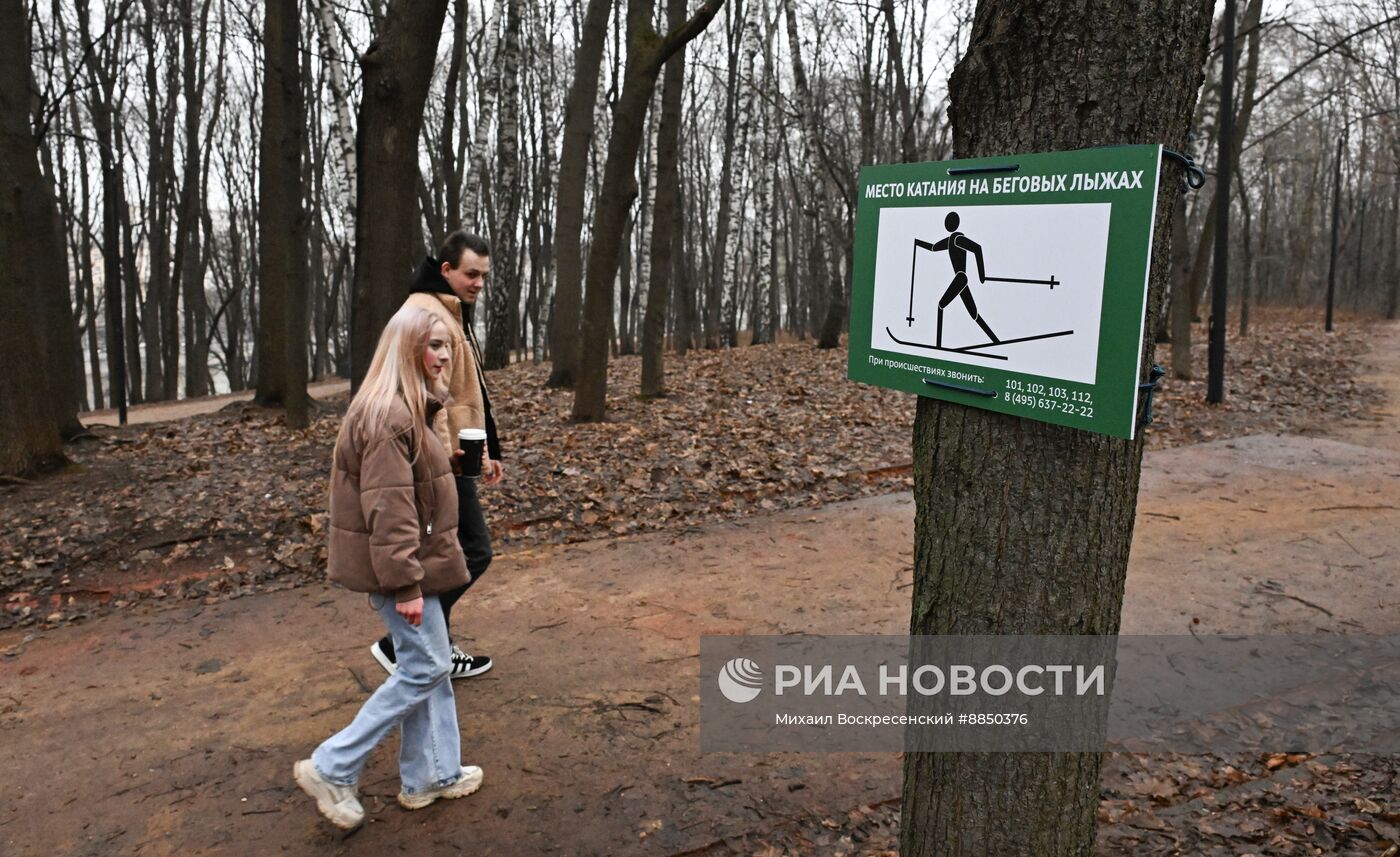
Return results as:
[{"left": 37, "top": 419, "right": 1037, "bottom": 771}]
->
[
  {"left": 80, "top": 379, "right": 351, "bottom": 428},
  {"left": 4, "top": 324, "right": 1397, "bottom": 857},
  {"left": 1335, "top": 320, "right": 1400, "bottom": 452}
]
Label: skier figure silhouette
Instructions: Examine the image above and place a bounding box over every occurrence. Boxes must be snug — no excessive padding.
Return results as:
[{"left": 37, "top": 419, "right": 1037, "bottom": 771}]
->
[{"left": 930, "top": 211, "right": 998, "bottom": 347}]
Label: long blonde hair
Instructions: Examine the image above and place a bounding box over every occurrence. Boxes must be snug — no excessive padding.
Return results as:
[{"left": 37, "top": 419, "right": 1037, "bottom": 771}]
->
[{"left": 344, "top": 306, "right": 447, "bottom": 461}]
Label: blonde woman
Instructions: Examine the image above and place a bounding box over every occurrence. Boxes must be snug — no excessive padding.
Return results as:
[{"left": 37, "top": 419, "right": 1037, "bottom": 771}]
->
[{"left": 294, "top": 305, "right": 481, "bottom": 829}]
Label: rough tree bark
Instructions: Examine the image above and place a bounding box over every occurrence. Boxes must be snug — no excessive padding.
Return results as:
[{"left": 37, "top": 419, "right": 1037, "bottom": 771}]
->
[
  {"left": 254, "top": 0, "right": 309, "bottom": 427},
  {"left": 571, "top": 0, "right": 726, "bottom": 421},
  {"left": 638, "top": 0, "right": 687, "bottom": 396},
  {"left": 900, "top": 2, "right": 1212, "bottom": 855},
  {"left": 546, "top": 0, "right": 612, "bottom": 388},
  {"left": 0, "top": 0, "right": 73, "bottom": 474},
  {"left": 484, "top": 0, "right": 523, "bottom": 369},
  {"left": 349, "top": 0, "right": 451, "bottom": 387}
]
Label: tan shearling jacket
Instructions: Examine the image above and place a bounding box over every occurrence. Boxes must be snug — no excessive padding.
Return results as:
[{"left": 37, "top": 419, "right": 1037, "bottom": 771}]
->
[
  {"left": 327, "top": 393, "right": 469, "bottom": 602},
  {"left": 402, "top": 291, "right": 487, "bottom": 455}
]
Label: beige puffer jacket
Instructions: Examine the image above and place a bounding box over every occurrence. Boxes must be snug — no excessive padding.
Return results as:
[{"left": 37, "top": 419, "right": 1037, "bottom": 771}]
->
[{"left": 327, "top": 392, "right": 469, "bottom": 602}]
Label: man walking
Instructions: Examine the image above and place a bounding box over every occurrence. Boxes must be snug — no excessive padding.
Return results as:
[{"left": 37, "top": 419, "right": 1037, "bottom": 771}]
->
[{"left": 369, "top": 231, "right": 501, "bottom": 679}]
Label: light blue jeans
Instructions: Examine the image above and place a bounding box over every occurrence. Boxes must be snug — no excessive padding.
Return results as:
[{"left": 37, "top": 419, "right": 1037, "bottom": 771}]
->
[{"left": 311, "top": 594, "right": 464, "bottom": 795}]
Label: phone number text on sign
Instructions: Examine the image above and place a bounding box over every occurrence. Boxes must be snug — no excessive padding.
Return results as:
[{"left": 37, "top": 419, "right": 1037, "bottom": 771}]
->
[{"left": 1004, "top": 379, "right": 1094, "bottom": 419}]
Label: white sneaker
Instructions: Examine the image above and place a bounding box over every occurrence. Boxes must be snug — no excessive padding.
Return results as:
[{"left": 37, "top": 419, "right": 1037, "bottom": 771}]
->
[
  {"left": 370, "top": 641, "right": 396, "bottom": 675},
  {"left": 398, "top": 765, "right": 484, "bottom": 810},
  {"left": 294, "top": 759, "right": 364, "bottom": 829}
]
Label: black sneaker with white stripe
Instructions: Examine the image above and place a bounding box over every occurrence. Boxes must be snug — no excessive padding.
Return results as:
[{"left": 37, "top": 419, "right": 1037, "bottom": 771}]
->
[
  {"left": 450, "top": 646, "right": 493, "bottom": 679},
  {"left": 370, "top": 640, "right": 493, "bottom": 680}
]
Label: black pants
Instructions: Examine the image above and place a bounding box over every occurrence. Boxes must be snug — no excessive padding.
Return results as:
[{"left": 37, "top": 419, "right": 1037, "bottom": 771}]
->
[{"left": 380, "top": 475, "right": 493, "bottom": 660}]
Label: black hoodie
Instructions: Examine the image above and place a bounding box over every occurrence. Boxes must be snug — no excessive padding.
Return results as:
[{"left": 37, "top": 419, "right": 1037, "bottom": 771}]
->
[{"left": 408, "top": 257, "right": 501, "bottom": 461}]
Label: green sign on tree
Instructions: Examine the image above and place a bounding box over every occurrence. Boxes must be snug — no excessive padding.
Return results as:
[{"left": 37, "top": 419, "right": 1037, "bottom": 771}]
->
[{"left": 848, "top": 145, "right": 1164, "bottom": 439}]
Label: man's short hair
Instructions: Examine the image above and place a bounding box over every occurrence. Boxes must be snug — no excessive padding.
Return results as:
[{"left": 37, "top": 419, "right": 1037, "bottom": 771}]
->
[{"left": 438, "top": 231, "right": 491, "bottom": 268}]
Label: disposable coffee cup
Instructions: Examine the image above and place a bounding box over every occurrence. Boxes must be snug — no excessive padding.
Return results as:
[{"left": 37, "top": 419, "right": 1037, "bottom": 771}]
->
[{"left": 458, "top": 429, "right": 487, "bottom": 477}]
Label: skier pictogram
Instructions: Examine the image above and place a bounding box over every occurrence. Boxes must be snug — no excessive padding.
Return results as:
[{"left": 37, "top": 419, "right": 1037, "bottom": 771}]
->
[{"left": 888, "top": 211, "right": 1073, "bottom": 359}]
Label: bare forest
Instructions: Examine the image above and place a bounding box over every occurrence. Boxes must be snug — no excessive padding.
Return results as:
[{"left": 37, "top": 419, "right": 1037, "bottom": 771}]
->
[
  {"left": 4, "top": 2, "right": 1400, "bottom": 854},
  {"left": 0, "top": 0, "right": 1396, "bottom": 473}
]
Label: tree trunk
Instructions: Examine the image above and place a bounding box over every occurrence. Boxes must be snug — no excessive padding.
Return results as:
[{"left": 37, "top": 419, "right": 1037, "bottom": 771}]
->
[
  {"left": 572, "top": 0, "right": 725, "bottom": 421},
  {"left": 227, "top": 208, "right": 247, "bottom": 389},
  {"left": 749, "top": 0, "right": 777, "bottom": 346},
  {"left": 77, "top": 0, "right": 130, "bottom": 420},
  {"left": 255, "top": 0, "right": 309, "bottom": 427},
  {"left": 1387, "top": 165, "right": 1399, "bottom": 320},
  {"left": 314, "top": 0, "right": 358, "bottom": 206},
  {"left": 350, "top": 0, "right": 451, "bottom": 387},
  {"left": 1237, "top": 165, "right": 1253, "bottom": 337},
  {"left": 78, "top": 138, "right": 102, "bottom": 409},
  {"left": 880, "top": 0, "right": 917, "bottom": 163},
  {"left": 673, "top": 170, "right": 695, "bottom": 357},
  {"left": 176, "top": 0, "right": 211, "bottom": 398},
  {"left": 312, "top": 0, "right": 358, "bottom": 328},
  {"left": 640, "top": 0, "right": 687, "bottom": 396},
  {"left": 1169, "top": 190, "right": 1193, "bottom": 377},
  {"left": 901, "top": 1, "right": 1212, "bottom": 854},
  {"left": 0, "top": 0, "right": 71, "bottom": 474},
  {"left": 29, "top": 121, "right": 84, "bottom": 432},
  {"left": 704, "top": 0, "right": 746, "bottom": 349},
  {"left": 309, "top": 73, "right": 329, "bottom": 381},
  {"left": 783, "top": 0, "right": 843, "bottom": 348},
  {"left": 546, "top": 0, "right": 612, "bottom": 388},
  {"left": 118, "top": 134, "right": 143, "bottom": 406},
  {"left": 484, "top": 0, "right": 523, "bottom": 369},
  {"left": 138, "top": 0, "right": 180, "bottom": 402},
  {"left": 1171, "top": 0, "right": 1263, "bottom": 377},
  {"left": 56, "top": 7, "right": 103, "bottom": 411},
  {"left": 529, "top": 3, "right": 557, "bottom": 363},
  {"left": 441, "top": 0, "right": 467, "bottom": 231},
  {"left": 461, "top": 13, "right": 501, "bottom": 232}
]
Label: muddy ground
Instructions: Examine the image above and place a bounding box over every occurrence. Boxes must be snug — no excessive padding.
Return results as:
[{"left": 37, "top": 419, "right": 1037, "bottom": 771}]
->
[{"left": 2, "top": 320, "right": 1397, "bottom": 857}]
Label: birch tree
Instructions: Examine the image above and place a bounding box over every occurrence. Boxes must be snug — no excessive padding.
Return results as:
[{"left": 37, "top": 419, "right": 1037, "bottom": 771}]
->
[{"left": 484, "top": 0, "right": 522, "bottom": 369}]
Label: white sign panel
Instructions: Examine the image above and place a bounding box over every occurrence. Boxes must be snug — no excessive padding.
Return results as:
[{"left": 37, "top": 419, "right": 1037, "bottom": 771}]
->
[{"left": 870, "top": 203, "right": 1112, "bottom": 385}]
